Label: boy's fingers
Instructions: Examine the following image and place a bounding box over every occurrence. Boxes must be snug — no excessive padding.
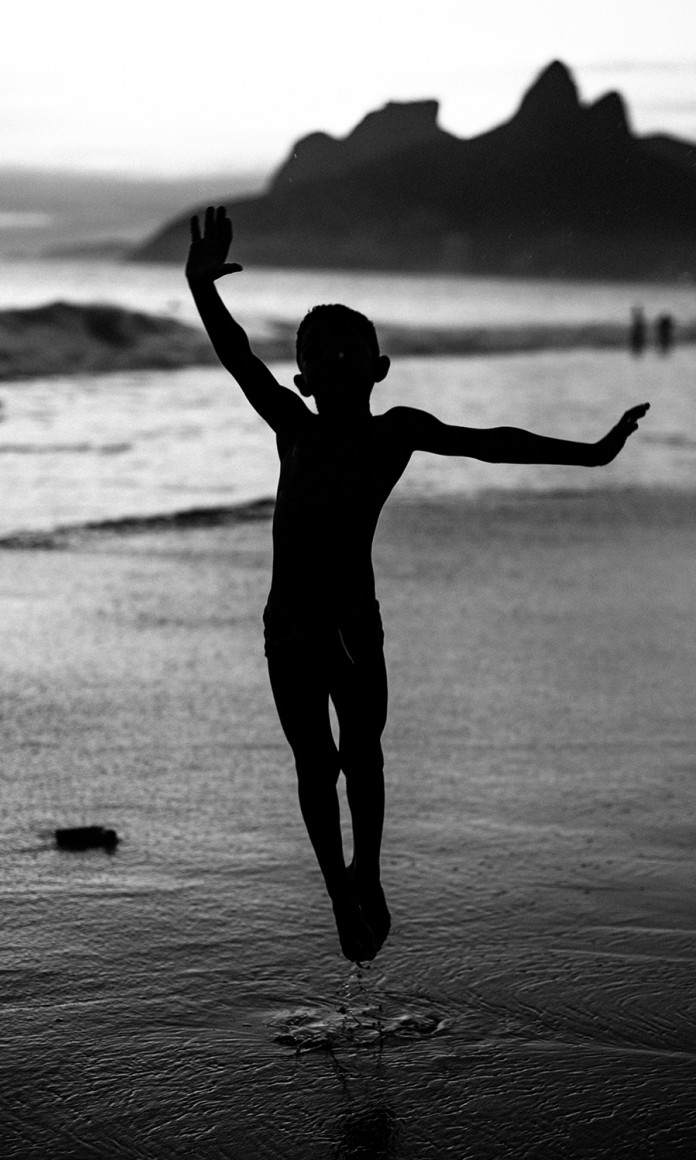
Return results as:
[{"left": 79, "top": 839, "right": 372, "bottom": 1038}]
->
[
  {"left": 190, "top": 215, "right": 201, "bottom": 242},
  {"left": 624, "top": 402, "right": 650, "bottom": 421},
  {"left": 218, "top": 207, "right": 232, "bottom": 239},
  {"left": 204, "top": 205, "right": 215, "bottom": 235},
  {"left": 614, "top": 403, "right": 649, "bottom": 433}
]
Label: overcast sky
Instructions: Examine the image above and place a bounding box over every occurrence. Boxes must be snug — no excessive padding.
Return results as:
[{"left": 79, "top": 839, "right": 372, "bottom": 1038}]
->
[{"left": 3, "top": 0, "right": 696, "bottom": 176}]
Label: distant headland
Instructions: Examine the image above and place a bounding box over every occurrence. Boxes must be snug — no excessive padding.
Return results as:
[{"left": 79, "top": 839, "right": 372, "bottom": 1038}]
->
[{"left": 131, "top": 61, "right": 696, "bottom": 282}]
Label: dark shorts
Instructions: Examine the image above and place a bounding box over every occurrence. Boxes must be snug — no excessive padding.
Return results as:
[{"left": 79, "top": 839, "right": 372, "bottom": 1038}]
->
[
  {"left": 264, "top": 598, "right": 388, "bottom": 761},
  {"left": 263, "top": 599, "right": 384, "bottom": 663}
]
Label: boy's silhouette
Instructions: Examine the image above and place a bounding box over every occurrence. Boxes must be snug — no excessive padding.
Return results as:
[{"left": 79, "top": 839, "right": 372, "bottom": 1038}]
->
[{"left": 187, "top": 206, "right": 649, "bottom": 963}]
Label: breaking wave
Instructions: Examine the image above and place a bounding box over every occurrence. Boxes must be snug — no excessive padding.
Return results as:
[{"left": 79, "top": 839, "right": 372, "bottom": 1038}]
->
[{"left": 3, "top": 300, "right": 696, "bottom": 382}]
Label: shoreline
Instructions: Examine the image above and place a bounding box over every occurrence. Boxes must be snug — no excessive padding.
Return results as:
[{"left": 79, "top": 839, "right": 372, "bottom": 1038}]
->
[{"left": 0, "top": 483, "right": 693, "bottom": 550}]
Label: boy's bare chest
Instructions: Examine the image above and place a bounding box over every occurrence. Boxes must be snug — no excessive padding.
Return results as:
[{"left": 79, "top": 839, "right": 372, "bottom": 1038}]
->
[{"left": 279, "top": 423, "right": 407, "bottom": 512}]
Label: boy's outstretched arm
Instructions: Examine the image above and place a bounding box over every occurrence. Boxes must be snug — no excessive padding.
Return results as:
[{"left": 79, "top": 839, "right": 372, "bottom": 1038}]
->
[
  {"left": 186, "top": 206, "right": 305, "bottom": 431},
  {"left": 391, "top": 403, "right": 650, "bottom": 466}
]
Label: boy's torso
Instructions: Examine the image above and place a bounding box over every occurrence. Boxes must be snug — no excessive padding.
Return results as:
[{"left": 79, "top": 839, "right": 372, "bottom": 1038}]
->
[{"left": 265, "top": 409, "right": 411, "bottom": 632}]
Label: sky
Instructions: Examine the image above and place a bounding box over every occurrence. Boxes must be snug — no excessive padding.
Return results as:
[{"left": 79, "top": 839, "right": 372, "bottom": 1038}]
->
[{"left": 3, "top": 0, "right": 696, "bottom": 178}]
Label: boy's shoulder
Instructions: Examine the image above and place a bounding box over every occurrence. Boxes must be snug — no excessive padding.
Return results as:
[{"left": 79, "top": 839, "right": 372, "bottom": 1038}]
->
[
  {"left": 378, "top": 406, "right": 429, "bottom": 426},
  {"left": 375, "top": 406, "right": 439, "bottom": 446},
  {"left": 274, "top": 405, "right": 440, "bottom": 457}
]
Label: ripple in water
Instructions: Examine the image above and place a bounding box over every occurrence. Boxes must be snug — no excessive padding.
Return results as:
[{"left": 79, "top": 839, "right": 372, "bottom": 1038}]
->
[{"left": 268, "top": 973, "right": 449, "bottom": 1054}]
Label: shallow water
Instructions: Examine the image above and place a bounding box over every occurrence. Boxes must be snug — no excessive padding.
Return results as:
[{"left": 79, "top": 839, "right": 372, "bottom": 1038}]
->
[
  {"left": 1, "top": 493, "right": 695, "bottom": 1156},
  {"left": 0, "top": 346, "right": 693, "bottom": 536},
  {"left": 1, "top": 260, "right": 694, "bottom": 1155},
  {"left": 1, "top": 258, "right": 693, "bottom": 537}
]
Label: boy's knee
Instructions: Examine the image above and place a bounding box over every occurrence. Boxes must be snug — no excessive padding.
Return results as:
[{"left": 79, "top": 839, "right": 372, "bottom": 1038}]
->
[
  {"left": 340, "top": 742, "right": 384, "bottom": 779},
  {"left": 295, "top": 749, "right": 340, "bottom": 785}
]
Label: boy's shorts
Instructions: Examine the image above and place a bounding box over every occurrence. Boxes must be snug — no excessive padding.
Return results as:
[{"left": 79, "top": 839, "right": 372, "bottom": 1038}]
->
[{"left": 262, "top": 599, "right": 384, "bottom": 664}]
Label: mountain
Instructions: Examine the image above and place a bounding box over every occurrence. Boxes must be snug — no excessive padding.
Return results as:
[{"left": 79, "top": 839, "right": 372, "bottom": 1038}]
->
[{"left": 131, "top": 62, "right": 696, "bottom": 280}]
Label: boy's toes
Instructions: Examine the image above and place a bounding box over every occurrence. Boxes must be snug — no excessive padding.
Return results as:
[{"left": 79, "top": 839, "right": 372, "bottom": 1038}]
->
[{"left": 332, "top": 897, "right": 377, "bottom": 963}]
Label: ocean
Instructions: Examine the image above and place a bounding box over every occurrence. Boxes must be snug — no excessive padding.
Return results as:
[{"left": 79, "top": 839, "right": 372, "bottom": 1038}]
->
[
  {"left": 2, "top": 261, "right": 695, "bottom": 1157},
  {"left": 0, "top": 260, "right": 694, "bottom": 535}
]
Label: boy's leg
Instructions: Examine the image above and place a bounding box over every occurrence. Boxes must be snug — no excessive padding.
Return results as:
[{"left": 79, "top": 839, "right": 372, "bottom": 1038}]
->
[
  {"left": 266, "top": 646, "right": 376, "bottom": 961},
  {"left": 329, "top": 639, "right": 390, "bottom": 946}
]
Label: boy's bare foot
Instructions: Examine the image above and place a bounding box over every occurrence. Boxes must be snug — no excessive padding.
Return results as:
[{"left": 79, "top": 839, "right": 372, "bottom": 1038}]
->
[
  {"left": 331, "top": 892, "right": 377, "bottom": 963},
  {"left": 348, "top": 863, "right": 391, "bottom": 952}
]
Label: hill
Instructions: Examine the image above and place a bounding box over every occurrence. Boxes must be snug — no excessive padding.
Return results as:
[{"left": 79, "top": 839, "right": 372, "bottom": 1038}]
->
[{"left": 131, "top": 61, "right": 696, "bottom": 280}]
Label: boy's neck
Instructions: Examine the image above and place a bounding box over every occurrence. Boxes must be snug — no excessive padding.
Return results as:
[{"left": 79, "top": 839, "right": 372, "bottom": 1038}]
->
[{"left": 316, "top": 402, "right": 372, "bottom": 427}]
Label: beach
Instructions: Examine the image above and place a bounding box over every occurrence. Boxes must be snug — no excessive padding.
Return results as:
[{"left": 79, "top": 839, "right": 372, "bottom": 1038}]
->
[{"left": 1, "top": 486, "right": 694, "bottom": 1158}]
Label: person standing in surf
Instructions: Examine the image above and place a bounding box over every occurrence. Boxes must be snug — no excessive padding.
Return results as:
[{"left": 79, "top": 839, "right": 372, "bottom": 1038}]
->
[{"left": 187, "top": 205, "right": 649, "bottom": 963}]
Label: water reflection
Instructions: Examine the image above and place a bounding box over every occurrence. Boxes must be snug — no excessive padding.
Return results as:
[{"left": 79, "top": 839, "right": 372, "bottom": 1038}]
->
[
  {"left": 334, "top": 1098, "right": 401, "bottom": 1159},
  {"left": 268, "top": 978, "right": 450, "bottom": 1158}
]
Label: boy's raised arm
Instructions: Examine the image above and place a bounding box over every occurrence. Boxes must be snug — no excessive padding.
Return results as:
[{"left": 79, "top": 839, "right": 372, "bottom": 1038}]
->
[
  {"left": 186, "top": 206, "right": 306, "bottom": 432},
  {"left": 390, "top": 403, "right": 650, "bottom": 466}
]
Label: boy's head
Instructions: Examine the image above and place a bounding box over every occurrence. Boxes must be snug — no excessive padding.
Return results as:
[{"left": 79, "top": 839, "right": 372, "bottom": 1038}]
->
[{"left": 294, "top": 304, "right": 390, "bottom": 413}]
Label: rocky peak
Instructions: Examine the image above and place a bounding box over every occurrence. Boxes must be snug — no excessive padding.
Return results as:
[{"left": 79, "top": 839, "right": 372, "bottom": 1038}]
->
[
  {"left": 351, "top": 99, "right": 441, "bottom": 147},
  {"left": 270, "top": 99, "right": 443, "bottom": 193},
  {"left": 513, "top": 60, "right": 582, "bottom": 129},
  {"left": 585, "top": 91, "right": 632, "bottom": 139}
]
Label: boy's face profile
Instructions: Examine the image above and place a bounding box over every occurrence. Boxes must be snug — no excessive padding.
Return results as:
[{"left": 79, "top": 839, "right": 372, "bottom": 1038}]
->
[{"left": 294, "top": 321, "right": 390, "bottom": 414}]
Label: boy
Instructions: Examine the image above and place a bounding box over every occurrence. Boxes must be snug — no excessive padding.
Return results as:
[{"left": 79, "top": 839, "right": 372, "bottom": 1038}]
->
[{"left": 186, "top": 206, "right": 649, "bottom": 964}]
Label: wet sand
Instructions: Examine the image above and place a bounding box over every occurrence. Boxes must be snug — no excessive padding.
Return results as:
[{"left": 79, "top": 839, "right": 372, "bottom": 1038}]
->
[{"left": 1, "top": 489, "right": 695, "bottom": 1158}]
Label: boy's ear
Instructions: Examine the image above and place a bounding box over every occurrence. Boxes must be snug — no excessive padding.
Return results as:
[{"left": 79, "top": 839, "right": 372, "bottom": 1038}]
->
[
  {"left": 294, "top": 372, "right": 312, "bottom": 397},
  {"left": 374, "top": 355, "right": 390, "bottom": 383}
]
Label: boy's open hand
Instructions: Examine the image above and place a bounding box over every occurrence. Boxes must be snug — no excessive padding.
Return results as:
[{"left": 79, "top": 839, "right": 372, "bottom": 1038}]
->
[
  {"left": 186, "top": 205, "right": 242, "bottom": 284},
  {"left": 593, "top": 402, "right": 650, "bottom": 465}
]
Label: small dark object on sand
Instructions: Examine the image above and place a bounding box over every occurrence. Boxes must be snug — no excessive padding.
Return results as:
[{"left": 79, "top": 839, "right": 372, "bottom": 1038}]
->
[{"left": 55, "top": 826, "right": 119, "bottom": 851}]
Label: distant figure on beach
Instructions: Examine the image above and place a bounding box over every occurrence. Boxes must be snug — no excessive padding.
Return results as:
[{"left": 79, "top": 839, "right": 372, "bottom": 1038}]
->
[
  {"left": 655, "top": 312, "right": 675, "bottom": 355},
  {"left": 187, "top": 206, "right": 650, "bottom": 964},
  {"left": 629, "top": 307, "right": 646, "bottom": 356}
]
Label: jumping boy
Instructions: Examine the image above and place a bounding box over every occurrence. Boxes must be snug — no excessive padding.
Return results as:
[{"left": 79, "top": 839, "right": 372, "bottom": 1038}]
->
[{"left": 186, "top": 206, "right": 649, "bottom": 964}]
